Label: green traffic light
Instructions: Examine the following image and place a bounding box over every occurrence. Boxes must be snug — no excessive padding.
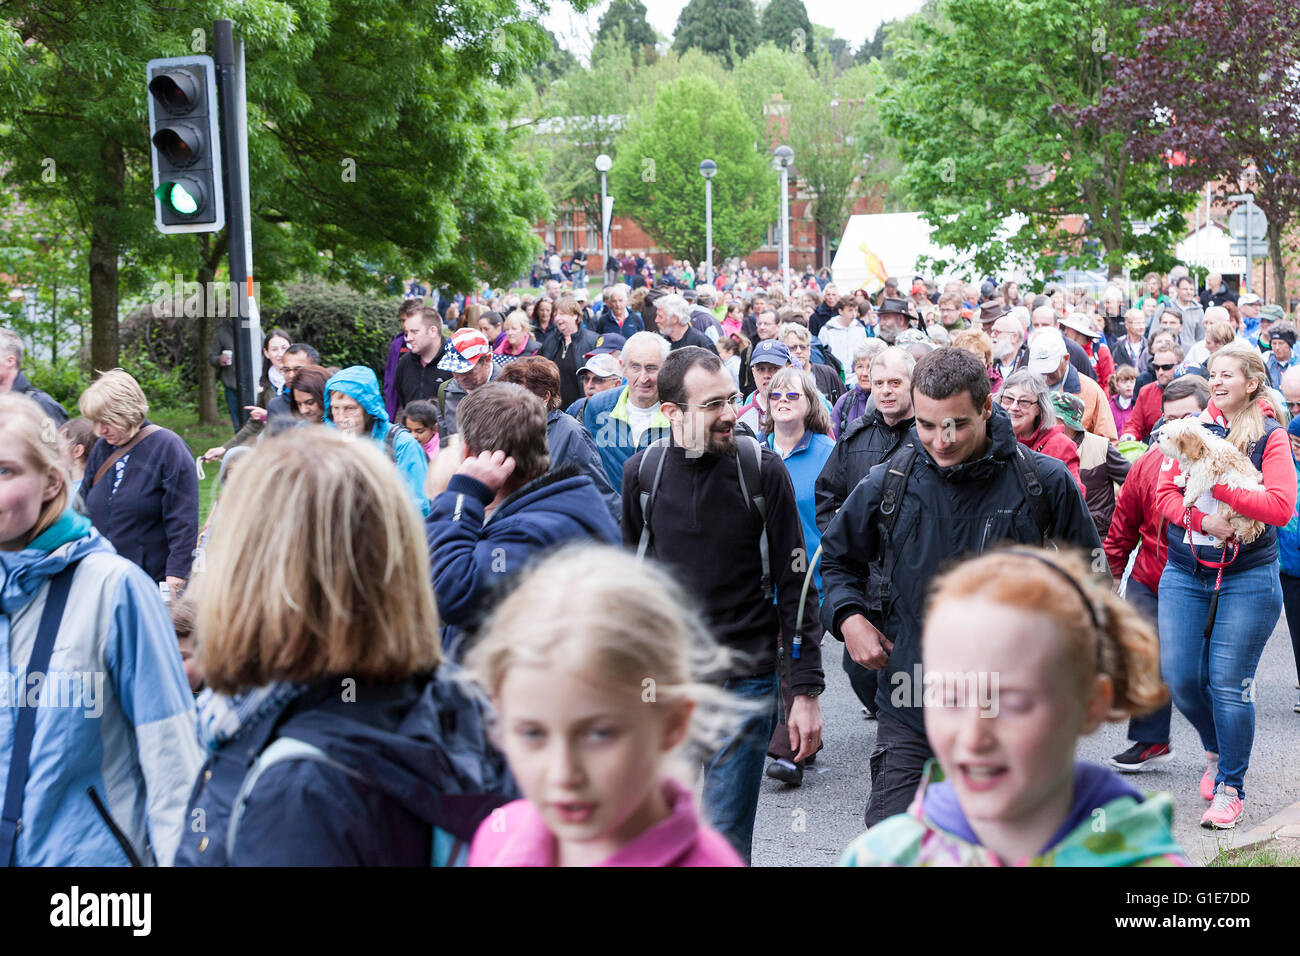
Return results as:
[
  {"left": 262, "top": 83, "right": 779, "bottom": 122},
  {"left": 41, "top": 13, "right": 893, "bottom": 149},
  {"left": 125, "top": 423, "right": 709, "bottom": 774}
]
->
[{"left": 156, "top": 181, "right": 199, "bottom": 216}]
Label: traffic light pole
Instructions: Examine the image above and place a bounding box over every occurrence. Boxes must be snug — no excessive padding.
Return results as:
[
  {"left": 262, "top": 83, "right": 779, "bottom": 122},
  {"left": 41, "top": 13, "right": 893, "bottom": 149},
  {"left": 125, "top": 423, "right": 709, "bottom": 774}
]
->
[{"left": 213, "top": 19, "right": 259, "bottom": 422}]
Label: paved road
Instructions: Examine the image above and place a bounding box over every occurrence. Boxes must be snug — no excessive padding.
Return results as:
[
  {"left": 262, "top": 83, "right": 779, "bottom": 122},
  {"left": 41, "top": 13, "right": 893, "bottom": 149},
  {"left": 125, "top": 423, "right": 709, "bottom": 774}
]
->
[{"left": 752, "top": 614, "right": 1300, "bottom": 867}]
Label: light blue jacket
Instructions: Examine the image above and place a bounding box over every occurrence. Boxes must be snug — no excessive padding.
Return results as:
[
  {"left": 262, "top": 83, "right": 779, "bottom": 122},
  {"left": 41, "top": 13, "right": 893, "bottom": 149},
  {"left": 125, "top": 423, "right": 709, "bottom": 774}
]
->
[
  {"left": 1279, "top": 459, "right": 1300, "bottom": 577},
  {"left": 766, "top": 430, "right": 835, "bottom": 596},
  {"left": 0, "top": 510, "right": 202, "bottom": 865},
  {"left": 325, "top": 366, "right": 431, "bottom": 516}
]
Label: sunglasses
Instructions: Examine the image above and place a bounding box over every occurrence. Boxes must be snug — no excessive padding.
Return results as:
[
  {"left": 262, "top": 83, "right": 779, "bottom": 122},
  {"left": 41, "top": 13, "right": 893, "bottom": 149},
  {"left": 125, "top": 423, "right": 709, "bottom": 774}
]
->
[
  {"left": 1151, "top": 362, "right": 1178, "bottom": 372},
  {"left": 771, "top": 391, "right": 806, "bottom": 403}
]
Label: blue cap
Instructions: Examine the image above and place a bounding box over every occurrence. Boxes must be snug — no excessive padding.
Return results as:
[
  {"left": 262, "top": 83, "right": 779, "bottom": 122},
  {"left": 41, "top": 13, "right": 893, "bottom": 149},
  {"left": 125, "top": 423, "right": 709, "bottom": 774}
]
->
[
  {"left": 750, "top": 339, "right": 791, "bottom": 368},
  {"left": 1288, "top": 416, "right": 1300, "bottom": 441}
]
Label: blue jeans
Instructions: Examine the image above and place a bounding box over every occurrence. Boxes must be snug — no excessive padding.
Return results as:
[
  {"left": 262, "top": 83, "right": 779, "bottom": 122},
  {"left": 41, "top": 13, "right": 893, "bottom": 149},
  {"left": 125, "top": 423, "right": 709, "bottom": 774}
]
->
[
  {"left": 702, "top": 670, "right": 778, "bottom": 864},
  {"left": 223, "top": 385, "right": 241, "bottom": 433},
  {"left": 1125, "top": 579, "right": 1172, "bottom": 744},
  {"left": 1158, "top": 561, "right": 1282, "bottom": 796}
]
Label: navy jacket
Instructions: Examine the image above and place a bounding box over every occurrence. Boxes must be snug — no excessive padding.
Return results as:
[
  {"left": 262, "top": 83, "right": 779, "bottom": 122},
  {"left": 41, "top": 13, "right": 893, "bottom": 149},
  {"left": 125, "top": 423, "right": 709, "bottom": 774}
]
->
[
  {"left": 426, "top": 465, "right": 621, "bottom": 658},
  {"left": 174, "top": 671, "right": 517, "bottom": 866},
  {"left": 81, "top": 422, "right": 199, "bottom": 582},
  {"left": 546, "top": 409, "right": 620, "bottom": 524},
  {"left": 12, "top": 371, "right": 69, "bottom": 424}
]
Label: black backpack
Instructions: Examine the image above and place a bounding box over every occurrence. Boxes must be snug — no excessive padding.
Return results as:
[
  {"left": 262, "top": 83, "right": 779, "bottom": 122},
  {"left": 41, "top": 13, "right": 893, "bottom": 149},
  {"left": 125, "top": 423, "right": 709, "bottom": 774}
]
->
[
  {"left": 875, "top": 440, "right": 1053, "bottom": 621},
  {"left": 634, "top": 434, "right": 772, "bottom": 600},
  {"left": 383, "top": 423, "right": 409, "bottom": 462}
]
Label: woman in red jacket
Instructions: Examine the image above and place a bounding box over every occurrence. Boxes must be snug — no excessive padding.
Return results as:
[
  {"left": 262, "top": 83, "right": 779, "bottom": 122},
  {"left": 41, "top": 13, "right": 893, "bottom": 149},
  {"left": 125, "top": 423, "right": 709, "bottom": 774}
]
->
[
  {"left": 997, "top": 370, "right": 1085, "bottom": 495},
  {"left": 1154, "top": 342, "right": 1295, "bottom": 830}
]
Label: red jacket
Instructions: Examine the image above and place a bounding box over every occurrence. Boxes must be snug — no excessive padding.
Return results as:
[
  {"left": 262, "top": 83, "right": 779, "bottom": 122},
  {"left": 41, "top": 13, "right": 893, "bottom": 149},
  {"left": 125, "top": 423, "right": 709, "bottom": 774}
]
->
[
  {"left": 1121, "top": 380, "right": 1164, "bottom": 442},
  {"left": 1022, "top": 424, "right": 1085, "bottom": 496},
  {"left": 1104, "top": 446, "right": 1167, "bottom": 592}
]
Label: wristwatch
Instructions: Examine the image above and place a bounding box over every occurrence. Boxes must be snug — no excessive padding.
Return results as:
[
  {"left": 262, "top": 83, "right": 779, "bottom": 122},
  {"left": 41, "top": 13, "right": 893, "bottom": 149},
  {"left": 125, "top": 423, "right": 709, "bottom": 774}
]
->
[{"left": 798, "top": 687, "right": 824, "bottom": 699}]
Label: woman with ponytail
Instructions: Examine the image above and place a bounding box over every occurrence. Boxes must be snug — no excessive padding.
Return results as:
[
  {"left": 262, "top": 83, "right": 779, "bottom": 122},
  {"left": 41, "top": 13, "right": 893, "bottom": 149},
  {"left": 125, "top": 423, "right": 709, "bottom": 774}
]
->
[
  {"left": 1154, "top": 341, "right": 1295, "bottom": 830},
  {"left": 840, "top": 548, "right": 1188, "bottom": 867}
]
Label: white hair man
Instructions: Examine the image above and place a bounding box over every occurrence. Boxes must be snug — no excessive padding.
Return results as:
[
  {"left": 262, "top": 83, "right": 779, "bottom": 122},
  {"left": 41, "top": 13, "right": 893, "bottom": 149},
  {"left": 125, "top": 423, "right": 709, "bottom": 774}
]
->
[
  {"left": 655, "top": 293, "right": 718, "bottom": 354},
  {"left": 580, "top": 330, "right": 671, "bottom": 488},
  {"left": 0, "top": 327, "right": 68, "bottom": 423}
]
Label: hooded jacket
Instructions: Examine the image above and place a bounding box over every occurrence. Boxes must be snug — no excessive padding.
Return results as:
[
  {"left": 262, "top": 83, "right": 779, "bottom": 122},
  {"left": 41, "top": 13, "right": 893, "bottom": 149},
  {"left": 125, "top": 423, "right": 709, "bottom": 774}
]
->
[
  {"left": 174, "top": 668, "right": 517, "bottom": 866},
  {"left": 840, "top": 761, "right": 1188, "bottom": 867},
  {"left": 427, "top": 465, "right": 621, "bottom": 660},
  {"left": 10, "top": 371, "right": 69, "bottom": 424},
  {"left": 324, "top": 366, "right": 430, "bottom": 516},
  {"left": 819, "top": 406, "right": 1102, "bottom": 734},
  {"left": 0, "top": 510, "right": 202, "bottom": 865},
  {"left": 546, "top": 409, "right": 620, "bottom": 524}
]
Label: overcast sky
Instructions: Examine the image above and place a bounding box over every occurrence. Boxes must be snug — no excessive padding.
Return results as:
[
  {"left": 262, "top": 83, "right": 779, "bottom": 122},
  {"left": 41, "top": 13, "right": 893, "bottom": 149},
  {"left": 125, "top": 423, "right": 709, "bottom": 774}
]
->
[{"left": 544, "top": 0, "right": 927, "bottom": 61}]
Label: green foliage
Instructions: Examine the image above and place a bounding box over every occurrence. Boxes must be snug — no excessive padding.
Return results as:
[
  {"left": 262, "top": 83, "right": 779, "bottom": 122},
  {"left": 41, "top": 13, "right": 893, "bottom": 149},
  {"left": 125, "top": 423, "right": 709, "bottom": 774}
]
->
[
  {"left": 595, "top": 0, "right": 659, "bottom": 63},
  {"left": 261, "top": 281, "right": 402, "bottom": 379},
  {"left": 609, "top": 73, "right": 771, "bottom": 265},
  {"left": 672, "top": 0, "right": 759, "bottom": 68},
  {"left": 24, "top": 346, "right": 188, "bottom": 411},
  {"left": 759, "top": 0, "right": 814, "bottom": 62},
  {"left": 879, "top": 0, "right": 1195, "bottom": 278}
]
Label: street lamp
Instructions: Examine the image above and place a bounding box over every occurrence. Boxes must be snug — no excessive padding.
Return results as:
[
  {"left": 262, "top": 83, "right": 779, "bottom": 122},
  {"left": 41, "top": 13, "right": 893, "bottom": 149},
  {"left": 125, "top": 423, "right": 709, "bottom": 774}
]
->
[
  {"left": 774, "top": 145, "right": 794, "bottom": 295},
  {"left": 595, "top": 153, "right": 612, "bottom": 286},
  {"left": 699, "top": 159, "right": 717, "bottom": 286}
]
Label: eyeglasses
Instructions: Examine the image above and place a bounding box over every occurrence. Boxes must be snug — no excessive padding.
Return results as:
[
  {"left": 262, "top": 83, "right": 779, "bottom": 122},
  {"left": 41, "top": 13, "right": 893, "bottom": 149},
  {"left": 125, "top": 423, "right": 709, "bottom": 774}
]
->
[
  {"left": 771, "top": 391, "right": 805, "bottom": 403},
  {"left": 682, "top": 394, "right": 741, "bottom": 412},
  {"left": 1151, "top": 362, "right": 1177, "bottom": 372},
  {"left": 999, "top": 395, "right": 1038, "bottom": 410},
  {"left": 786, "top": 343, "right": 810, "bottom": 353},
  {"left": 1287, "top": 401, "right": 1300, "bottom": 412}
]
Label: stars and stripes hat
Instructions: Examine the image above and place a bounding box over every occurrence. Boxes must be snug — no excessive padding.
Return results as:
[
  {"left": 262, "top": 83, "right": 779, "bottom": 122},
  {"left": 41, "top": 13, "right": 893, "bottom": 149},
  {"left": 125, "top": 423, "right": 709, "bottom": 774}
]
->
[{"left": 437, "top": 329, "right": 492, "bottom": 373}]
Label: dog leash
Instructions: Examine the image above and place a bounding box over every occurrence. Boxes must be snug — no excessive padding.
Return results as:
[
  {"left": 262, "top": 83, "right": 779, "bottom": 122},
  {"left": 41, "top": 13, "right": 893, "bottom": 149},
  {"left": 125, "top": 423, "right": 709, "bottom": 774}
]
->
[{"left": 1186, "top": 507, "right": 1240, "bottom": 641}]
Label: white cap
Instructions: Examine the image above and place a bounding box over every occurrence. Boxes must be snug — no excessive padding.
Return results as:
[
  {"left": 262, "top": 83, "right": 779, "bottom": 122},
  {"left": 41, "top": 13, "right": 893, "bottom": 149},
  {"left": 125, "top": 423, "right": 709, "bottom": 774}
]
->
[
  {"left": 1238, "top": 292, "right": 1260, "bottom": 306},
  {"left": 1027, "top": 328, "right": 1069, "bottom": 375}
]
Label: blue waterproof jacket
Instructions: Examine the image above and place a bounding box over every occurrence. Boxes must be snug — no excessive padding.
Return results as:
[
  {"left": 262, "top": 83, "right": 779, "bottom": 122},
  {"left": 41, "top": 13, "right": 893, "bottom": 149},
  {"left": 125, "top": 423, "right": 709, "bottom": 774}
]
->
[
  {"left": 427, "top": 465, "right": 621, "bottom": 659},
  {"left": 1278, "top": 459, "right": 1300, "bottom": 577},
  {"left": 0, "top": 510, "right": 201, "bottom": 865},
  {"left": 324, "top": 366, "right": 430, "bottom": 516}
]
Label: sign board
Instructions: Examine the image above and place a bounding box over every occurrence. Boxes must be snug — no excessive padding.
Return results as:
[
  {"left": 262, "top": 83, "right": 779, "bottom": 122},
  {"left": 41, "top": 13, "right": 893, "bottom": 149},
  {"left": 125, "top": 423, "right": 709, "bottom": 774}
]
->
[
  {"left": 1228, "top": 205, "right": 1267, "bottom": 242},
  {"left": 1228, "top": 240, "right": 1263, "bottom": 258}
]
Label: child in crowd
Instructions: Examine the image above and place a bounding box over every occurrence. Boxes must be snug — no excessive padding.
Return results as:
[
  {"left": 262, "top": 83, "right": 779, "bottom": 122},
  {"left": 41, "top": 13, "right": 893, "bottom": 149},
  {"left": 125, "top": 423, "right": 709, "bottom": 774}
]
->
[
  {"left": 466, "top": 545, "right": 745, "bottom": 867},
  {"left": 717, "top": 333, "right": 748, "bottom": 388},
  {"left": 404, "top": 400, "right": 441, "bottom": 459},
  {"left": 1109, "top": 365, "right": 1138, "bottom": 440},
  {"left": 59, "top": 417, "right": 97, "bottom": 501},
  {"left": 841, "top": 548, "right": 1189, "bottom": 867}
]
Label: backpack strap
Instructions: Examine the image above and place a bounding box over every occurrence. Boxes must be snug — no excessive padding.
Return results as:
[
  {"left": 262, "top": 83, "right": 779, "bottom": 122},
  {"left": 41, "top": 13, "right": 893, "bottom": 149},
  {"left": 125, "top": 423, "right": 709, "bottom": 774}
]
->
[
  {"left": 437, "top": 378, "right": 453, "bottom": 417},
  {"left": 876, "top": 442, "right": 918, "bottom": 622},
  {"left": 1, "top": 563, "right": 78, "bottom": 866},
  {"left": 1011, "top": 443, "right": 1053, "bottom": 543},
  {"left": 735, "top": 435, "right": 771, "bottom": 600},
  {"left": 635, "top": 438, "right": 671, "bottom": 561},
  {"left": 384, "top": 423, "right": 405, "bottom": 462}
]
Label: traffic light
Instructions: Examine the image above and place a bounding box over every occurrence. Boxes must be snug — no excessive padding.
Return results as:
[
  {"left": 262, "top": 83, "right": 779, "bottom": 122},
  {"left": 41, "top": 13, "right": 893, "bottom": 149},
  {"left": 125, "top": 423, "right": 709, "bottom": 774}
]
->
[{"left": 146, "top": 55, "right": 225, "bottom": 234}]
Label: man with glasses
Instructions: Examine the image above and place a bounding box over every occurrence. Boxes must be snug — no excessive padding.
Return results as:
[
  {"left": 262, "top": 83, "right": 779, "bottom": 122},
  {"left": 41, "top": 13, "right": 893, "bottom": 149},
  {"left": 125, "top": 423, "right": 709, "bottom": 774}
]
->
[
  {"left": 582, "top": 330, "right": 672, "bottom": 490},
  {"left": 988, "top": 313, "right": 1027, "bottom": 392},
  {"left": 1121, "top": 342, "right": 1185, "bottom": 443},
  {"left": 782, "top": 323, "right": 845, "bottom": 405},
  {"left": 1106, "top": 374, "right": 1211, "bottom": 773},
  {"left": 622, "top": 345, "right": 824, "bottom": 863},
  {"left": 1280, "top": 366, "right": 1300, "bottom": 423}
]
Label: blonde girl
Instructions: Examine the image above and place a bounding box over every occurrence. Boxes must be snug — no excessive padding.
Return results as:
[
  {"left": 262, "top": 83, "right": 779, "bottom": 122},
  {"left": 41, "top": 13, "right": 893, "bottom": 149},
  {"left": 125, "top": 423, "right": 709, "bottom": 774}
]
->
[
  {"left": 841, "top": 548, "right": 1189, "bottom": 867},
  {"left": 466, "top": 545, "right": 745, "bottom": 867}
]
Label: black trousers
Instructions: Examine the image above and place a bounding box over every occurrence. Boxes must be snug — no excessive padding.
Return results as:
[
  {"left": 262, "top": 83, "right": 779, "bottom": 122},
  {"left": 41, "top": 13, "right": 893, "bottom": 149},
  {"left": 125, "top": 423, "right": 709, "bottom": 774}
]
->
[{"left": 864, "top": 711, "right": 934, "bottom": 828}]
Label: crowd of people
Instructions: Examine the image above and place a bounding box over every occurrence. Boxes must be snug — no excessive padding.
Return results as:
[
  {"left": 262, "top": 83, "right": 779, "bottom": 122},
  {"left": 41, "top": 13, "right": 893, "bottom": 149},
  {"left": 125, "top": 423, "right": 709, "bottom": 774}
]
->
[{"left": 1, "top": 261, "right": 1298, "bottom": 868}]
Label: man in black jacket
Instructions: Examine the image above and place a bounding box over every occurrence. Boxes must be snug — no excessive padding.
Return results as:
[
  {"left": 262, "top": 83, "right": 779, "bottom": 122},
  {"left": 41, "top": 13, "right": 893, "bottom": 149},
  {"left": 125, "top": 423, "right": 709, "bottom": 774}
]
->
[
  {"left": 0, "top": 327, "right": 68, "bottom": 424},
  {"left": 623, "top": 346, "right": 824, "bottom": 863},
  {"left": 654, "top": 292, "right": 718, "bottom": 354},
  {"left": 814, "top": 346, "right": 916, "bottom": 718},
  {"left": 820, "top": 347, "right": 1101, "bottom": 827}
]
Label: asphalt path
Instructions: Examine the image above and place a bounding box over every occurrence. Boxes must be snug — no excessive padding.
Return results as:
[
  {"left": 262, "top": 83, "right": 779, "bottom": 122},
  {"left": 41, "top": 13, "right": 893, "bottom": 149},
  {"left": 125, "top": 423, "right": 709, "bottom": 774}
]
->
[{"left": 752, "top": 613, "right": 1300, "bottom": 867}]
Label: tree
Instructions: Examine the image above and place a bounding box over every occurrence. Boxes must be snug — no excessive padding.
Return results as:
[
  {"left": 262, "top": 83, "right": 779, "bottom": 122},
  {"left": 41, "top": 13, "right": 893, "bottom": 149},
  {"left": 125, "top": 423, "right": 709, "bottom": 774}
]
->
[
  {"left": 610, "top": 73, "right": 771, "bottom": 266},
  {"left": 595, "top": 0, "right": 658, "bottom": 63},
  {"left": 880, "top": 0, "right": 1195, "bottom": 279},
  {"left": 1104, "top": 0, "right": 1300, "bottom": 300},
  {"left": 529, "top": 29, "right": 580, "bottom": 91},
  {"left": 760, "top": 0, "right": 814, "bottom": 62},
  {"left": 672, "top": 0, "right": 760, "bottom": 68}
]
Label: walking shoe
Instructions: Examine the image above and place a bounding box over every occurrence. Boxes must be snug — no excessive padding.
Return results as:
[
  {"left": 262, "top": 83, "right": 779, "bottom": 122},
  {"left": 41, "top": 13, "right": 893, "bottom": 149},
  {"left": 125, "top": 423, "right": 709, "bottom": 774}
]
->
[
  {"left": 1294, "top": 695, "right": 1300, "bottom": 714},
  {"left": 1200, "top": 759, "right": 1219, "bottom": 801},
  {"left": 862, "top": 706, "right": 877, "bottom": 720},
  {"left": 1200, "top": 785, "right": 1243, "bottom": 829},
  {"left": 1110, "top": 742, "right": 1173, "bottom": 773},
  {"left": 765, "top": 758, "right": 803, "bottom": 787}
]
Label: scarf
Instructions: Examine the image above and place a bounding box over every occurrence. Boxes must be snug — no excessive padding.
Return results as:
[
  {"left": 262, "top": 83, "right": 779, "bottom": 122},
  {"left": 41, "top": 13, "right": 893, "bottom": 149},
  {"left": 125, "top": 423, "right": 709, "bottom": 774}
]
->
[{"left": 194, "top": 681, "right": 305, "bottom": 753}]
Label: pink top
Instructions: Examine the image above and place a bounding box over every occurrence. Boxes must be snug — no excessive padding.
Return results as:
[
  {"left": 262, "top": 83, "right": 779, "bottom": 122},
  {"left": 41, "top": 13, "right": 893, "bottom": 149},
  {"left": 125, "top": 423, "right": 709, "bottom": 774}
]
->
[{"left": 468, "top": 777, "right": 744, "bottom": 867}]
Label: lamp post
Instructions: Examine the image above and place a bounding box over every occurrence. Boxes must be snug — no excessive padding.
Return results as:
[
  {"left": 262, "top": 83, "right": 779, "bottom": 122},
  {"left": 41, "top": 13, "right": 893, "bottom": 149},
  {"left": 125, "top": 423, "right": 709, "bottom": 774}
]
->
[
  {"left": 774, "top": 145, "right": 794, "bottom": 295},
  {"left": 699, "top": 159, "right": 717, "bottom": 286},
  {"left": 595, "top": 153, "right": 612, "bottom": 286}
]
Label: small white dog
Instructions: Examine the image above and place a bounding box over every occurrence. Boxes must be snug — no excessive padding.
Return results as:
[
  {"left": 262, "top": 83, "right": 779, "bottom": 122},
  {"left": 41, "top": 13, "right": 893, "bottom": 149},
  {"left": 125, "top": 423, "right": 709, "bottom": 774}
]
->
[{"left": 1157, "top": 418, "right": 1265, "bottom": 545}]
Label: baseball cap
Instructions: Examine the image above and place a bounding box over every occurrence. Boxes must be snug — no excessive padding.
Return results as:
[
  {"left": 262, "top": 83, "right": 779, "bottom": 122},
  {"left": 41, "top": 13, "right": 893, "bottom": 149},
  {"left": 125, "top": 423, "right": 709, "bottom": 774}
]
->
[
  {"left": 574, "top": 287, "right": 589, "bottom": 302},
  {"left": 1238, "top": 292, "right": 1260, "bottom": 306},
  {"left": 1050, "top": 391, "right": 1085, "bottom": 431},
  {"left": 437, "top": 329, "right": 492, "bottom": 373},
  {"left": 1059, "top": 312, "right": 1101, "bottom": 340},
  {"left": 1027, "top": 329, "right": 1069, "bottom": 375},
  {"left": 587, "top": 333, "right": 626, "bottom": 357},
  {"left": 1260, "top": 304, "right": 1286, "bottom": 322},
  {"left": 750, "top": 339, "right": 791, "bottom": 368},
  {"left": 578, "top": 353, "right": 623, "bottom": 379}
]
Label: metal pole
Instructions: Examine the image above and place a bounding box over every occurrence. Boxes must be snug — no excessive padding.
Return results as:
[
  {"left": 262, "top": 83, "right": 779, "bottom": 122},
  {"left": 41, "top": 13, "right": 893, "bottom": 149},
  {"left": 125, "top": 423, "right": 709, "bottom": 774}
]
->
[
  {"left": 214, "top": 19, "right": 257, "bottom": 422},
  {"left": 600, "top": 170, "right": 608, "bottom": 285},
  {"left": 704, "top": 177, "right": 713, "bottom": 287},
  {"left": 1243, "top": 198, "right": 1254, "bottom": 295},
  {"left": 779, "top": 165, "right": 790, "bottom": 294}
]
